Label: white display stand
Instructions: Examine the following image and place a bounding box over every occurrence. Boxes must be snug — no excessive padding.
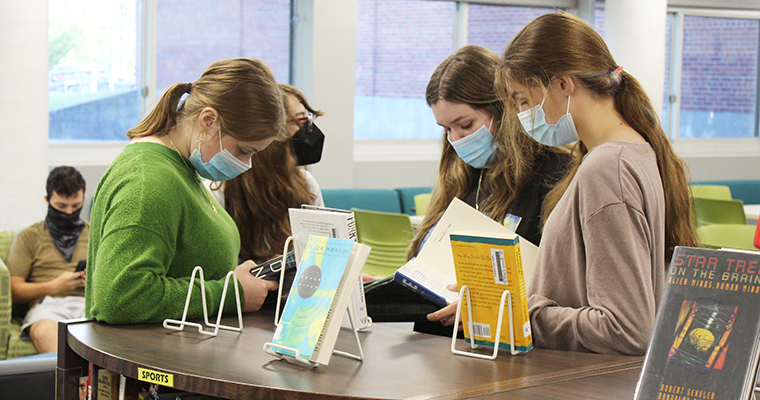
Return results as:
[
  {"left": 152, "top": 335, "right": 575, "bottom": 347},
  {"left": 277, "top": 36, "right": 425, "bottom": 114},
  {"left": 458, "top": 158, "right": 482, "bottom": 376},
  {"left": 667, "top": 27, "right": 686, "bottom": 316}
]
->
[
  {"left": 163, "top": 266, "right": 243, "bottom": 336},
  {"left": 450, "top": 285, "right": 521, "bottom": 360},
  {"left": 262, "top": 304, "right": 365, "bottom": 368},
  {"left": 262, "top": 237, "right": 364, "bottom": 368}
]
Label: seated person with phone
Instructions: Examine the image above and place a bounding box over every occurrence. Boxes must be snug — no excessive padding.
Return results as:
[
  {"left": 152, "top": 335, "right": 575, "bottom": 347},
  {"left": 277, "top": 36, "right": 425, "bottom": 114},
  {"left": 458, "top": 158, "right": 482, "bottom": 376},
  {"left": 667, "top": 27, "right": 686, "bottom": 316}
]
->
[{"left": 8, "top": 166, "right": 88, "bottom": 353}]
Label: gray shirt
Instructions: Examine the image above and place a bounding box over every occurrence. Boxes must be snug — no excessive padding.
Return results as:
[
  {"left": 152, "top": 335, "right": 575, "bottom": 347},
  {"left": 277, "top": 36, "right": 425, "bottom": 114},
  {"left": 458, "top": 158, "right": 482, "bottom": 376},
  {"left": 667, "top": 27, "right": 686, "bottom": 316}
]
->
[{"left": 528, "top": 141, "right": 665, "bottom": 355}]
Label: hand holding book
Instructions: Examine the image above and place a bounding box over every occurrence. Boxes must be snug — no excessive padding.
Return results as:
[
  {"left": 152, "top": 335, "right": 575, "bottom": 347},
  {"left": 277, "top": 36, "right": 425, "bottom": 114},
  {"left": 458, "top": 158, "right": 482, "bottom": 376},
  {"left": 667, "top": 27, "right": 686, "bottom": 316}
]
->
[
  {"left": 233, "top": 261, "right": 279, "bottom": 312},
  {"left": 426, "top": 284, "right": 461, "bottom": 326}
]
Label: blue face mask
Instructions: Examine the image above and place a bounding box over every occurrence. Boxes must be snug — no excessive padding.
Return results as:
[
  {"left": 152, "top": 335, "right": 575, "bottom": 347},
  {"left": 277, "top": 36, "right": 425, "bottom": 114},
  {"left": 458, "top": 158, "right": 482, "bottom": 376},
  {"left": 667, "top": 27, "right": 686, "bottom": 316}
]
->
[
  {"left": 448, "top": 123, "right": 496, "bottom": 169},
  {"left": 518, "top": 94, "right": 579, "bottom": 147},
  {"left": 189, "top": 128, "right": 251, "bottom": 181}
]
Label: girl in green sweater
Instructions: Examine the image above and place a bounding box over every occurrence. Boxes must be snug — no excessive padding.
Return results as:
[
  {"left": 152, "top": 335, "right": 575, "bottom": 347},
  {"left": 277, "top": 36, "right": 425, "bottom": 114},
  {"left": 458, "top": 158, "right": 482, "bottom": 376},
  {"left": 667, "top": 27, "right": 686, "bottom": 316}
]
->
[{"left": 86, "top": 58, "right": 288, "bottom": 324}]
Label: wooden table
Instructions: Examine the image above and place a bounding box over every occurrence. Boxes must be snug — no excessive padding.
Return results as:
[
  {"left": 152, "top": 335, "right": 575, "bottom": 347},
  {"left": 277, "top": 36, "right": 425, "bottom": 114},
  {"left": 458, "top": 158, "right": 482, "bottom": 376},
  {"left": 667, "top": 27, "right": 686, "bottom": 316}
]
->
[{"left": 57, "top": 313, "right": 643, "bottom": 399}]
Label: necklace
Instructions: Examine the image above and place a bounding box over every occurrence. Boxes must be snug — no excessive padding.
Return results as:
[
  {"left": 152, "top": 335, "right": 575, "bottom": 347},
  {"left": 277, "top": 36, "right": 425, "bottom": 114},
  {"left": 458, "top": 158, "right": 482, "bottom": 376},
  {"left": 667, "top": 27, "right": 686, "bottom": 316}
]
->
[
  {"left": 168, "top": 135, "right": 218, "bottom": 214},
  {"left": 475, "top": 169, "right": 483, "bottom": 211}
]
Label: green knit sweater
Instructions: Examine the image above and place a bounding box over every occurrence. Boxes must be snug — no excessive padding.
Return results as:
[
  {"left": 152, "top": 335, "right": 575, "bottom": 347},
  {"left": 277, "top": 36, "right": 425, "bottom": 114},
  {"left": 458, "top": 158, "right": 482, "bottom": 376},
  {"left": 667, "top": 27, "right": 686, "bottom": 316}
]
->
[{"left": 86, "top": 142, "right": 241, "bottom": 324}]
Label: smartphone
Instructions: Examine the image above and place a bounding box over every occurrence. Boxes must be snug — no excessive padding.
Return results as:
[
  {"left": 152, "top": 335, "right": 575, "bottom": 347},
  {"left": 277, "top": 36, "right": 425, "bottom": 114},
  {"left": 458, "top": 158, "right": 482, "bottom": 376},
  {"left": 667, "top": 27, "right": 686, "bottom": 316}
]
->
[{"left": 75, "top": 260, "right": 86, "bottom": 273}]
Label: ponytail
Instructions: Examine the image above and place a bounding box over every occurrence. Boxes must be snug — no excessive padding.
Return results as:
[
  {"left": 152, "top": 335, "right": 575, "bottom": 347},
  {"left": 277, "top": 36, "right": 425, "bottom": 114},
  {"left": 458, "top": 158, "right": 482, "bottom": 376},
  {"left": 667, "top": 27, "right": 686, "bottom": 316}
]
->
[
  {"left": 127, "top": 83, "right": 188, "bottom": 138},
  {"left": 614, "top": 72, "right": 699, "bottom": 259}
]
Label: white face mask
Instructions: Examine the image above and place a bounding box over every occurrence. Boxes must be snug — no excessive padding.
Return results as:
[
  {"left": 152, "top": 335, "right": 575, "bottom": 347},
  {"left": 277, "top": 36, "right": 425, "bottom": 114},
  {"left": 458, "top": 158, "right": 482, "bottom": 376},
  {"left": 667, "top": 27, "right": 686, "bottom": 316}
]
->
[
  {"left": 518, "top": 94, "right": 579, "bottom": 147},
  {"left": 447, "top": 121, "right": 496, "bottom": 169}
]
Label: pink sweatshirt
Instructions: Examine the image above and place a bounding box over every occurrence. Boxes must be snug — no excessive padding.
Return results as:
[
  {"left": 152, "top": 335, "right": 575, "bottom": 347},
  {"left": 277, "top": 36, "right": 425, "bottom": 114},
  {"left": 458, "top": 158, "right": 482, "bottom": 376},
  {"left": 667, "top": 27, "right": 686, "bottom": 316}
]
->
[{"left": 528, "top": 141, "right": 665, "bottom": 355}]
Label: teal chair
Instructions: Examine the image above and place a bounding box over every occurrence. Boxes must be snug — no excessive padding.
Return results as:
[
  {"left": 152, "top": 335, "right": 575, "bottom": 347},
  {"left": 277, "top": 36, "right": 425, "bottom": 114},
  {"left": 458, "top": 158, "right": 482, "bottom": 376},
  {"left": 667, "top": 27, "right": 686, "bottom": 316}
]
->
[
  {"left": 322, "top": 189, "right": 402, "bottom": 213},
  {"left": 697, "top": 224, "right": 758, "bottom": 251},
  {"left": 353, "top": 210, "right": 414, "bottom": 277},
  {"left": 694, "top": 180, "right": 760, "bottom": 205},
  {"left": 690, "top": 185, "right": 732, "bottom": 201},
  {"left": 395, "top": 187, "right": 433, "bottom": 216},
  {"left": 693, "top": 197, "right": 747, "bottom": 227}
]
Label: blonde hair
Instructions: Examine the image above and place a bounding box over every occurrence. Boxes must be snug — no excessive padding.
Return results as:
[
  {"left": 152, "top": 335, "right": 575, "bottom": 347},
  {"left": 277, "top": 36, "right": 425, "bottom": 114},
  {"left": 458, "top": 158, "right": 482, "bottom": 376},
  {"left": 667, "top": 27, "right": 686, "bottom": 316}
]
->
[
  {"left": 128, "top": 58, "right": 287, "bottom": 142},
  {"left": 500, "top": 13, "right": 698, "bottom": 260},
  {"left": 409, "top": 45, "right": 567, "bottom": 258}
]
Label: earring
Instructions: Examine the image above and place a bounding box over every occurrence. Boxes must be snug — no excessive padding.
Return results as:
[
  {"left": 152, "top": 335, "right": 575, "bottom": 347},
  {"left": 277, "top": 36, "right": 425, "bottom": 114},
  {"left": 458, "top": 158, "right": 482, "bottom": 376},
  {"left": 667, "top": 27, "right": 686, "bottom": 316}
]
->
[{"left": 196, "top": 131, "right": 206, "bottom": 142}]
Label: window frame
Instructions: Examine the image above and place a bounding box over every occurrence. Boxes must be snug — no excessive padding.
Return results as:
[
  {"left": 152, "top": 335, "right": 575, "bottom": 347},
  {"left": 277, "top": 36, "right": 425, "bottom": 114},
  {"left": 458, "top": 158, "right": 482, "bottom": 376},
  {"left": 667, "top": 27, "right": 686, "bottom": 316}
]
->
[{"left": 666, "top": 7, "right": 760, "bottom": 157}]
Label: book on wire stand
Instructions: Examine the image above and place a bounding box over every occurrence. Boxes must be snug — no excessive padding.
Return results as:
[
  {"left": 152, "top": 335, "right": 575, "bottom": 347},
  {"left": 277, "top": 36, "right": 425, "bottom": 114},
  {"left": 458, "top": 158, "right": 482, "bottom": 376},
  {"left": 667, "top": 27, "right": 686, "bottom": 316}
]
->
[
  {"left": 449, "top": 232, "right": 534, "bottom": 358},
  {"left": 264, "top": 235, "right": 370, "bottom": 366},
  {"left": 289, "top": 205, "right": 371, "bottom": 330},
  {"left": 635, "top": 246, "right": 760, "bottom": 400}
]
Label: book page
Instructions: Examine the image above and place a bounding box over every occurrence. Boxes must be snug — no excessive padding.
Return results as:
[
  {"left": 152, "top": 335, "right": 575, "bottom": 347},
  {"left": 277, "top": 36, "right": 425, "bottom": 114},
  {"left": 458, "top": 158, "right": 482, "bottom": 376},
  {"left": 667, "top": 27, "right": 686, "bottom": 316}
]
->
[{"left": 411, "top": 198, "right": 537, "bottom": 288}]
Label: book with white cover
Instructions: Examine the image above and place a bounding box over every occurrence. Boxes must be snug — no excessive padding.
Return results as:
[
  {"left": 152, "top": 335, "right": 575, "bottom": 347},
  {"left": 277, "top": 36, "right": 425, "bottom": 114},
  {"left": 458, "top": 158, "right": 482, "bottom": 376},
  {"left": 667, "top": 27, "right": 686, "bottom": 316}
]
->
[
  {"left": 288, "top": 205, "right": 371, "bottom": 330},
  {"left": 394, "top": 197, "right": 537, "bottom": 307}
]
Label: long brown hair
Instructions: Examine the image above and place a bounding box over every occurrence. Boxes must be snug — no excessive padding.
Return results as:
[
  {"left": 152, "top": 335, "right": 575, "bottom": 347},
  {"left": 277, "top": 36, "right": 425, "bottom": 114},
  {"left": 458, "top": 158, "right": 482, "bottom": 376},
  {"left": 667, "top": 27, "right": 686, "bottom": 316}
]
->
[
  {"left": 409, "top": 45, "right": 565, "bottom": 258},
  {"left": 279, "top": 84, "right": 325, "bottom": 118},
  {"left": 127, "top": 58, "right": 287, "bottom": 142},
  {"left": 215, "top": 85, "right": 317, "bottom": 262},
  {"left": 500, "top": 13, "right": 698, "bottom": 260}
]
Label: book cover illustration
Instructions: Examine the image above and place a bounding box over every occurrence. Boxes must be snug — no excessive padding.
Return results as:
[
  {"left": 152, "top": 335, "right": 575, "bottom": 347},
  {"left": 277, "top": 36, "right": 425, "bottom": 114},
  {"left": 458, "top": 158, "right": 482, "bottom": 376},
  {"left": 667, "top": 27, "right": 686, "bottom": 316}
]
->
[
  {"left": 271, "top": 235, "right": 355, "bottom": 362},
  {"left": 450, "top": 233, "right": 533, "bottom": 352},
  {"left": 288, "top": 206, "right": 370, "bottom": 330},
  {"left": 635, "top": 246, "right": 760, "bottom": 400}
]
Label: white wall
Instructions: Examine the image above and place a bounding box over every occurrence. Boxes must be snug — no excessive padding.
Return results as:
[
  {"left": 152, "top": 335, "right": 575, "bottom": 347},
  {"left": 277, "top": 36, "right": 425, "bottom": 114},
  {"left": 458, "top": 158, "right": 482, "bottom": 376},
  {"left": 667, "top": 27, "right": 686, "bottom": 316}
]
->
[
  {"left": 1, "top": 2, "right": 49, "bottom": 230},
  {"left": 605, "top": 0, "right": 668, "bottom": 116},
  {"left": 292, "top": 0, "right": 358, "bottom": 189}
]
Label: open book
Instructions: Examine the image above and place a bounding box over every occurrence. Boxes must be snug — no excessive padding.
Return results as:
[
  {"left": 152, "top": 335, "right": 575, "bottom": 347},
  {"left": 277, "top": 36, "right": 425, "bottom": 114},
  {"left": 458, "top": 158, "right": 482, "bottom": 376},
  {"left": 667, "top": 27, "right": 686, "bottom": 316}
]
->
[
  {"left": 270, "top": 235, "right": 370, "bottom": 365},
  {"left": 289, "top": 205, "right": 371, "bottom": 330},
  {"left": 394, "top": 198, "right": 537, "bottom": 307}
]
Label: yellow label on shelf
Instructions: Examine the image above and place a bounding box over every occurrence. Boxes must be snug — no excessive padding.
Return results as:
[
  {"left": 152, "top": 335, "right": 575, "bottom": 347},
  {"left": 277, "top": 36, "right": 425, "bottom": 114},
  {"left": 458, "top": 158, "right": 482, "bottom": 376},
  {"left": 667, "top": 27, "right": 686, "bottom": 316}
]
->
[{"left": 137, "top": 367, "right": 174, "bottom": 387}]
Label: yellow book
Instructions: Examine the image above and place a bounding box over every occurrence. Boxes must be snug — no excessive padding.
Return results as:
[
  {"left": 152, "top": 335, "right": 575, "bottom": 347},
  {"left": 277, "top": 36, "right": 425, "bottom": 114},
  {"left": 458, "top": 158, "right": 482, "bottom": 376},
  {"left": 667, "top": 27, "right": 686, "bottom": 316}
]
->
[
  {"left": 450, "top": 232, "right": 533, "bottom": 352},
  {"left": 97, "top": 369, "right": 120, "bottom": 400}
]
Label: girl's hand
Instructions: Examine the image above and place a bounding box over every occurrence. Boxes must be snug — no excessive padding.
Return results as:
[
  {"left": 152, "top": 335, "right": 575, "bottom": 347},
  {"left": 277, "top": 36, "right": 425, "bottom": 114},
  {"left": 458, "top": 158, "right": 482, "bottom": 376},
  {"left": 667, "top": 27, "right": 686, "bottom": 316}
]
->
[{"left": 234, "top": 261, "right": 278, "bottom": 312}]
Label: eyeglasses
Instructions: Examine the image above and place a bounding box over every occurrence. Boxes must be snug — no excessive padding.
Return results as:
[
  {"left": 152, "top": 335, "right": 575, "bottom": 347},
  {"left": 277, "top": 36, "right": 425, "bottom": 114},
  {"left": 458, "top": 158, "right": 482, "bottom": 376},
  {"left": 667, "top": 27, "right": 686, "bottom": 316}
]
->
[{"left": 292, "top": 115, "right": 314, "bottom": 139}]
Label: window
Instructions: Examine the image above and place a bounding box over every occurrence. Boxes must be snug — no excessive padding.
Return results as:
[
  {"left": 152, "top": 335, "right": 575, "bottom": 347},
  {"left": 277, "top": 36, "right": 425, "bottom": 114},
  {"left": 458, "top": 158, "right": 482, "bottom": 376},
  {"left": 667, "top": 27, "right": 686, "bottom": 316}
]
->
[
  {"left": 155, "top": 0, "right": 291, "bottom": 96},
  {"left": 467, "top": 4, "right": 556, "bottom": 56},
  {"left": 354, "top": 0, "right": 456, "bottom": 140},
  {"left": 675, "top": 15, "right": 759, "bottom": 138},
  {"left": 49, "top": 0, "right": 291, "bottom": 142},
  {"left": 49, "top": 0, "right": 141, "bottom": 141}
]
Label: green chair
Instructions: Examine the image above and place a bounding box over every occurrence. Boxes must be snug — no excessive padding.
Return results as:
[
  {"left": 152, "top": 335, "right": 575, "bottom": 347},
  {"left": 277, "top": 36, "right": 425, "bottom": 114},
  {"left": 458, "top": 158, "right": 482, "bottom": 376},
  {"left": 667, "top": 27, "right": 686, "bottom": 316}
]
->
[
  {"left": 413, "top": 193, "right": 432, "bottom": 216},
  {"left": 0, "top": 231, "right": 38, "bottom": 360},
  {"left": 697, "top": 224, "right": 759, "bottom": 251},
  {"left": 690, "top": 184, "right": 732, "bottom": 200},
  {"left": 693, "top": 197, "right": 747, "bottom": 226},
  {"left": 353, "top": 210, "right": 414, "bottom": 277}
]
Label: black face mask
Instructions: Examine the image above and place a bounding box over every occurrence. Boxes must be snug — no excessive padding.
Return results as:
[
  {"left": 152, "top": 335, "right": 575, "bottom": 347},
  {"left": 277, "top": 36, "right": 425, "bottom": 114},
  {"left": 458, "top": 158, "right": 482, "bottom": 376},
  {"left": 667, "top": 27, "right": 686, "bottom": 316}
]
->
[
  {"left": 45, "top": 204, "right": 85, "bottom": 262},
  {"left": 291, "top": 118, "right": 325, "bottom": 166}
]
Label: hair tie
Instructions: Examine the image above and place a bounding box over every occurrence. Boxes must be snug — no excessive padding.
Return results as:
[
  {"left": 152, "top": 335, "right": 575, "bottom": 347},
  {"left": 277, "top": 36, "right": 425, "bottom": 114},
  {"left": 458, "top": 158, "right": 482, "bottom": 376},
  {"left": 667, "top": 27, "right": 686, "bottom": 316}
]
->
[
  {"left": 185, "top": 83, "right": 192, "bottom": 94},
  {"left": 613, "top": 66, "right": 624, "bottom": 75}
]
